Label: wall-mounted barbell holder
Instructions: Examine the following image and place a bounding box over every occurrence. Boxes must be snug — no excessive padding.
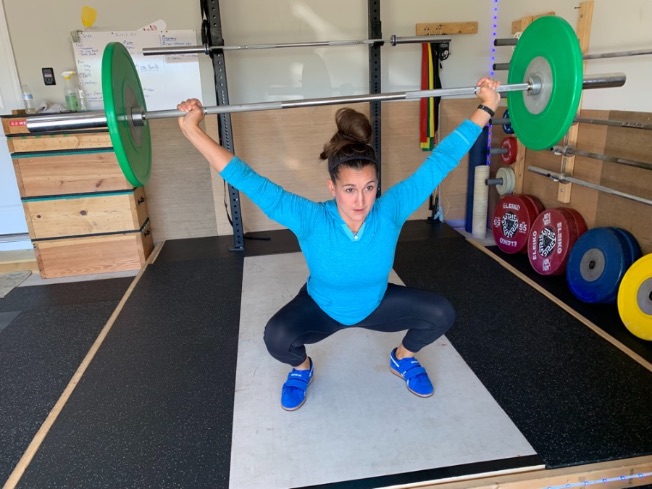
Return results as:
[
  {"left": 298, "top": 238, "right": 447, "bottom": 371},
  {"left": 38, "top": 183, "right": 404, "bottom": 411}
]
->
[{"left": 528, "top": 166, "right": 652, "bottom": 206}]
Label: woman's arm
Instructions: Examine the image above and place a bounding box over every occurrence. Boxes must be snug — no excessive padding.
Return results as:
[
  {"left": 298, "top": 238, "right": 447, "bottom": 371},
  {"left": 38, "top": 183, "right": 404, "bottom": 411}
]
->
[
  {"left": 379, "top": 77, "right": 501, "bottom": 223},
  {"left": 469, "top": 77, "right": 502, "bottom": 128},
  {"left": 177, "top": 98, "right": 234, "bottom": 173},
  {"left": 176, "top": 98, "right": 320, "bottom": 238}
]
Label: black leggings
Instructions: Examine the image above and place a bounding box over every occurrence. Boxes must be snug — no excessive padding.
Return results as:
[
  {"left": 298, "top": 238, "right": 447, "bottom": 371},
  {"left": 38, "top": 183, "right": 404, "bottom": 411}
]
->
[{"left": 263, "top": 283, "right": 456, "bottom": 367}]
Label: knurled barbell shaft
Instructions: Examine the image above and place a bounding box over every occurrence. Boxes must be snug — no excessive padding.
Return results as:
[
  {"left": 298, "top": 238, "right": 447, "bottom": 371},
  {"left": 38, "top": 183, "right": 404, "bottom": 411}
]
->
[
  {"left": 148, "top": 82, "right": 532, "bottom": 121},
  {"left": 25, "top": 73, "right": 626, "bottom": 133},
  {"left": 142, "top": 35, "right": 451, "bottom": 56},
  {"left": 25, "top": 82, "right": 528, "bottom": 132}
]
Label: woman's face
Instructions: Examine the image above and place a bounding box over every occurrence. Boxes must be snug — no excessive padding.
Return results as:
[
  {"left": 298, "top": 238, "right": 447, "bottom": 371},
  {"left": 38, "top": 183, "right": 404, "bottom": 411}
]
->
[{"left": 328, "top": 165, "right": 378, "bottom": 231}]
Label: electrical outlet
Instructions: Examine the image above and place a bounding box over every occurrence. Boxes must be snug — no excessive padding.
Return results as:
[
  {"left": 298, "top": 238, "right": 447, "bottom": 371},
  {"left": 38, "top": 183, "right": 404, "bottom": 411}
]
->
[{"left": 42, "top": 67, "right": 55, "bottom": 85}]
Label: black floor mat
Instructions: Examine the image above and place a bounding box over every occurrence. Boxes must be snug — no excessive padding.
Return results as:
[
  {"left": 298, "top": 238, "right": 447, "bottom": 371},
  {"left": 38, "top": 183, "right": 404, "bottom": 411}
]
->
[
  {"left": 392, "top": 232, "right": 652, "bottom": 468},
  {"left": 16, "top": 258, "right": 243, "bottom": 489},
  {"left": 0, "top": 278, "right": 132, "bottom": 484},
  {"left": 485, "top": 246, "right": 652, "bottom": 365},
  {"left": 6, "top": 222, "right": 652, "bottom": 488}
]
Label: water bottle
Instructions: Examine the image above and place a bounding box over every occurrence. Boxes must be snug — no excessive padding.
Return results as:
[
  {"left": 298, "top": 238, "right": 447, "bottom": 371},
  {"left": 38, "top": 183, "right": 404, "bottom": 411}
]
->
[{"left": 21, "top": 84, "right": 36, "bottom": 114}]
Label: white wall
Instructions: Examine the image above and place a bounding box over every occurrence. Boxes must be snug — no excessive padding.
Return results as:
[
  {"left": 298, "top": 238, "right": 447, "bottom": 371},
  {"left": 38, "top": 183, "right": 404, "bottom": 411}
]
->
[
  {"left": 1, "top": 0, "right": 651, "bottom": 241},
  {"left": 495, "top": 0, "right": 652, "bottom": 111},
  {"left": 3, "top": 0, "right": 215, "bottom": 108},
  {"left": 4, "top": 0, "right": 651, "bottom": 113}
]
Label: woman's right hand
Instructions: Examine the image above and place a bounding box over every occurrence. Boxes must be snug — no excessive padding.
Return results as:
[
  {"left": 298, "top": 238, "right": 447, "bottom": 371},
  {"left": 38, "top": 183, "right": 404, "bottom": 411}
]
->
[{"left": 177, "top": 98, "right": 205, "bottom": 135}]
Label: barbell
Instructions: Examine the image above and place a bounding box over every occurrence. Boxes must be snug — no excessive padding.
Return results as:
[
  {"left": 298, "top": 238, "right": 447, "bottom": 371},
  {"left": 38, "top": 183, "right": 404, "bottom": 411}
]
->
[{"left": 25, "top": 16, "right": 626, "bottom": 187}]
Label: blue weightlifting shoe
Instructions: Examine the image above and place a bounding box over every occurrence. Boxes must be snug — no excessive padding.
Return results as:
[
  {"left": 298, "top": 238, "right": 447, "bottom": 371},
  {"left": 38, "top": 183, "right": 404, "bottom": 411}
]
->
[
  {"left": 390, "top": 348, "right": 434, "bottom": 398},
  {"left": 281, "top": 358, "right": 314, "bottom": 411}
]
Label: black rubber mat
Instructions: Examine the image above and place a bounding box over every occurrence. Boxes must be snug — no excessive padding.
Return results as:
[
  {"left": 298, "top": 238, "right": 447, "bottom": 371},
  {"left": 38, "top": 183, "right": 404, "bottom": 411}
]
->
[
  {"left": 486, "top": 246, "right": 652, "bottom": 365},
  {"left": 9, "top": 222, "right": 652, "bottom": 488},
  {"left": 0, "top": 278, "right": 133, "bottom": 313},
  {"left": 0, "top": 278, "right": 132, "bottom": 485},
  {"left": 392, "top": 229, "right": 652, "bottom": 468},
  {"left": 17, "top": 256, "right": 244, "bottom": 488}
]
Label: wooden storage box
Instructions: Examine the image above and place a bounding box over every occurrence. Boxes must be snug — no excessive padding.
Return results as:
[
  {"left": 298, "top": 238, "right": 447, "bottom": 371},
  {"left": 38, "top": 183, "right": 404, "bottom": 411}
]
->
[
  {"left": 3, "top": 113, "right": 154, "bottom": 278},
  {"left": 23, "top": 187, "right": 148, "bottom": 240},
  {"left": 7, "top": 132, "right": 112, "bottom": 153},
  {"left": 2, "top": 115, "right": 31, "bottom": 135},
  {"left": 13, "top": 149, "right": 132, "bottom": 197},
  {"left": 33, "top": 221, "right": 153, "bottom": 278}
]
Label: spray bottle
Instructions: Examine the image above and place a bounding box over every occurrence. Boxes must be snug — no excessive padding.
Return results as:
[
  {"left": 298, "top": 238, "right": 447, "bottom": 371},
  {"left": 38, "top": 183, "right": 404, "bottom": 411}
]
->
[{"left": 62, "top": 71, "right": 80, "bottom": 111}]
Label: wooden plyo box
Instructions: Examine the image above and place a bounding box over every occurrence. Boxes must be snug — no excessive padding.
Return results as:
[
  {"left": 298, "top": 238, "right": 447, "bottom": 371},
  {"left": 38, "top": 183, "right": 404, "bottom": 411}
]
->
[
  {"left": 12, "top": 150, "right": 132, "bottom": 197},
  {"left": 1, "top": 114, "right": 30, "bottom": 135},
  {"left": 2, "top": 112, "right": 153, "bottom": 278},
  {"left": 23, "top": 187, "right": 148, "bottom": 240},
  {"left": 33, "top": 221, "right": 153, "bottom": 278}
]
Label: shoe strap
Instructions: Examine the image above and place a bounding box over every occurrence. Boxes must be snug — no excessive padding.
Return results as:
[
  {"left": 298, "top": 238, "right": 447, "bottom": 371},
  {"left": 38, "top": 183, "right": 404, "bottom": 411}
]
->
[
  {"left": 284, "top": 378, "right": 309, "bottom": 390},
  {"left": 402, "top": 365, "right": 427, "bottom": 381}
]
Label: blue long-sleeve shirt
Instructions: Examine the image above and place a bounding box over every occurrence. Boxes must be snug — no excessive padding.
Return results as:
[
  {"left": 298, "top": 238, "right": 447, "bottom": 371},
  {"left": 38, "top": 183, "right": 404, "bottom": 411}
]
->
[{"left": 220, "top": 119, "right": 482, "bottom": 325}]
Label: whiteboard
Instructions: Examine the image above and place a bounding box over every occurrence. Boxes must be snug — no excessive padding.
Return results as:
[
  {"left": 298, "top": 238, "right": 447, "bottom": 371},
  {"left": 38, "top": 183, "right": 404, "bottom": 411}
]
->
[{"left": 72, "top": 30, "right": 202, "bottom": 111}]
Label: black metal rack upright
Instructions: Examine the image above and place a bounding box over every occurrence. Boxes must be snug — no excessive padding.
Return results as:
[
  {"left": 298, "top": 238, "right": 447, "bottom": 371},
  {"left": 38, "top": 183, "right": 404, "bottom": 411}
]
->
[
  {"left": 368, "top": 0, "right": 382, "bottom": 195},
  {"left": 201, "top": 0, "right": 245, "bottom": 251}
]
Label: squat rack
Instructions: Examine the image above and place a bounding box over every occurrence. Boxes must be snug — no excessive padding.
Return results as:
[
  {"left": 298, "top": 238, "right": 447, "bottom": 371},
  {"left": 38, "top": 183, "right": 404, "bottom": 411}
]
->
[{"left": 197, "top": 0, "right": 450, "bottom": 251}]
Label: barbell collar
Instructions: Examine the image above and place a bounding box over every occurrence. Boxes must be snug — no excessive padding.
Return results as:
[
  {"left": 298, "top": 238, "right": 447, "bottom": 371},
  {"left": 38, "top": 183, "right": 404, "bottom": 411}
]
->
[
  {"left": 142, "top": 35, "right": 452, "bottom": 56},
  {"left": 528, "top": 166, "right": 652, "bottom": 206},
  {"left": 24, "top": 73, "right": 625, "bottom": 133},
  {"left": 581, "top": 73, "right": 626, "bottom": 89}
]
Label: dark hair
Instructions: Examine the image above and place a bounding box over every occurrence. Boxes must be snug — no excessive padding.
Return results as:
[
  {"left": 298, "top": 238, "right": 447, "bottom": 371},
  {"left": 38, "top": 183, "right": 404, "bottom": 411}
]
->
[{"left": 319, "top": 108, "right": 377, "bottom": 181}]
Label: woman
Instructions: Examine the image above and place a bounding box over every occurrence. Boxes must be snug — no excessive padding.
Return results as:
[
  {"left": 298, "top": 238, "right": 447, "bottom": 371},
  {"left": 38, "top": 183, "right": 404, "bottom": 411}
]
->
[{"left": 178, "top": 78, "right": 500, "bottom": 411}]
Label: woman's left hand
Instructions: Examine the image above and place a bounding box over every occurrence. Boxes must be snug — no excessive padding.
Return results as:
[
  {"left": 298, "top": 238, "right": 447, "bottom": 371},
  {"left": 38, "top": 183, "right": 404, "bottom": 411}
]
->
[{"left": 475, "top": 77, "right": 501, "bottom": 112}]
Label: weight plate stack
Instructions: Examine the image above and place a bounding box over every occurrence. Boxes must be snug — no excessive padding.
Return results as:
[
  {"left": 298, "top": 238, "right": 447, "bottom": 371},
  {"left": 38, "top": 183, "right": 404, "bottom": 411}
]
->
[
  {"left": 500, "top": 137, "right": 518, "bottom": 164},
  {"left": 566, "top": 227, "right": 631, "bottom": 304},
  {"left": 492, "top": 194, "right": 543, "bottom": 254},
  {"left": 528, "top": 207, "right": 582, "bottom": 276},
  {"left": 618, "top": 254, "right": 652, "bottom": 341},
  {"left": 102, "top": 42, "right": 152, "bottom": 187}
]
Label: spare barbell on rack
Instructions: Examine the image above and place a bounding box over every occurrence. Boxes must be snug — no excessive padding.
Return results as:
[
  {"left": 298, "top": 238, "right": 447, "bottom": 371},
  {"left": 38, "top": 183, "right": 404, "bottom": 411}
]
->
[
  {"left": 141, "top": 34, "right": 452, "bottom": 56},
  {"left": 493, "top": 37, "right": 652, "bottom": 71},
  {"left": 551, "top": 146, "right": 652, "bottom": 172},
  {"left": 24, "top": 16, "right": 626, "bottom": 187},
  {"left": 528, "top": 166, "right": 652, "bottom": 207},
  {"left": 493, "top": 115, "right": 652, "bottom": 132}
]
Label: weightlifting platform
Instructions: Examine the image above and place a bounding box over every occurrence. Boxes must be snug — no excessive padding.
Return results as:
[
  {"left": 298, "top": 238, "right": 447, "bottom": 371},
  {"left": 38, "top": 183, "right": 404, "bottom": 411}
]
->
[{"left": 1, "top": 220, "right": 651, "bottom": 488}]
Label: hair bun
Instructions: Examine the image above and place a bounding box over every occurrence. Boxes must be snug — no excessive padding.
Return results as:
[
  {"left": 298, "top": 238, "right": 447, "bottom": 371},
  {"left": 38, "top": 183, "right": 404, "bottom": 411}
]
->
[{"left": 335, "top": 108, "right": 372, "bottom": 144}]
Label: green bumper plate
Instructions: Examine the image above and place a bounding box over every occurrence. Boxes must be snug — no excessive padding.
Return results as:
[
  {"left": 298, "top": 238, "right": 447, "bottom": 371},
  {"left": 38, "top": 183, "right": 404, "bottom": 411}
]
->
[
  {"left": 102, "top": 42, "right": 151, "bottom": 187},
  {"left": 508, "top": 16, "right": 583, "bottom": 150}
]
